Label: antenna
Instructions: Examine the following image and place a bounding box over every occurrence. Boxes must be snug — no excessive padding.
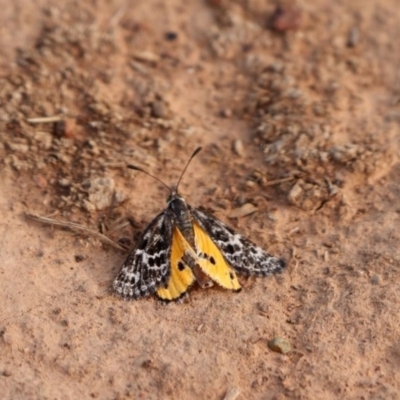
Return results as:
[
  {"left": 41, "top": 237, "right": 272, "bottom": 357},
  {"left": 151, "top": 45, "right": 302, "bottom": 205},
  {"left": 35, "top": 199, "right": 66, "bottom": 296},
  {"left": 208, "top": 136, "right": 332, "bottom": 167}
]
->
[
  {"left": 127, "top": 147, "right": 202, "bottom": 194},
  {"left": 127, "top": 164, "right": 172, "bottom": 193},
  {"left": 176, "top": 147, "right": 202, "bottom": 192}
]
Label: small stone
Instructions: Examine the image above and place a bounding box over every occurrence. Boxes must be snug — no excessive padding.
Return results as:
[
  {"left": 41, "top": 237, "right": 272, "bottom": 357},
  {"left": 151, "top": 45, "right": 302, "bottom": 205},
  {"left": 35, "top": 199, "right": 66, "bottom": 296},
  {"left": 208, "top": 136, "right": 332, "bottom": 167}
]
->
[
  {"left": 83, "top": 199, "right": 97, "bottom": 212},
  {"left": 245, "top": 180, "right": 256, "bottom": 188},
  {"left": 268, "top": 337, "right": 291, "bottom": 354},
  {"left": 164, "top": 31, "right": 178, "bottom": 41},
  {"left": 229, "top": 203, "right": 258, "bottom": 218},
  {"left": 270, "top": 5, "right": 302, "bottom": 31},
  {"left": 86, "top": 139, "right": 98, "bottom": 150},
  {"left": 370, "top": 275, "right": 380, "bottom": 285},
  {"left": 114, "top": 191, "right": 126, "bottom": 205},
  {"left": 2, "top": 330, "right": 13, "bottom": 346},
  {"left": 150, "top": 100, "right": 169, "bottom": 119},
  {"left": 220, "top": 108, "right": 232, "bottom": 118},
  {"left": 267, "top": 213, "right": 277, "bottom": 222},
  {"left": 3, "top": 369, "right": 12, "bottom": 377},
  {"left": 75, "top": 255, "right": 84, "bottom": 262},
  {"left": 53, "top": 120, "right": 66, "bottom": 137},
  {"left": 288, "top": 182, "right": 303, "bottom": 205},
  {"left": 233, "top": 139, "right": 244, "bottom": 157},
  {"left": 53, "top": 118, "right": 76, "bottom": 139},
  {"left": 33, "top": 174, "right": 48, "bottom": 189},
  {"left": 347, "top": 27, "right": 360, "bottom": 47},
  {"left": 141, "top": 359, "right": 152, "bottom": 368},
  {"left": 58, "top": 178, "right": 71, "bottom": 187}
]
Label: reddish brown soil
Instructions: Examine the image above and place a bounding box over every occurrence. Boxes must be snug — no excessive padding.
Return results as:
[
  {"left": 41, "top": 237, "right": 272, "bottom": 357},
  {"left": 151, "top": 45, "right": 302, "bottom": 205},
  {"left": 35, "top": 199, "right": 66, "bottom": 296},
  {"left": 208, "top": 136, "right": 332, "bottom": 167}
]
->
[{"left": 1, "top": 1, "right": 400, "bottom": 399}]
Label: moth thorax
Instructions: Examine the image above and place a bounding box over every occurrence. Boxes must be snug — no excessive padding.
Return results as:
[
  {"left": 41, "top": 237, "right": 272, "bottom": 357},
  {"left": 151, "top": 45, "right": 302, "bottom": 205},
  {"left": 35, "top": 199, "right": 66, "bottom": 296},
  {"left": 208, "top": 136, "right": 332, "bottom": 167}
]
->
[
  {"left": 169, "top": 196, "right": 188, "bottom": 217},
  {"left": 169, "top": 196, "right": 195, "bottom": 247}
]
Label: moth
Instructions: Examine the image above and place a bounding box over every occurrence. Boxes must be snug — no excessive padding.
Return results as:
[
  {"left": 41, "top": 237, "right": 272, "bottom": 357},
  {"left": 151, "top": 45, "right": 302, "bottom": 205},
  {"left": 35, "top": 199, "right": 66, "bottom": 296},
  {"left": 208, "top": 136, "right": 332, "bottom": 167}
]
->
[{"left": 112, "top": 147, "right": 285, "bottom": 301}]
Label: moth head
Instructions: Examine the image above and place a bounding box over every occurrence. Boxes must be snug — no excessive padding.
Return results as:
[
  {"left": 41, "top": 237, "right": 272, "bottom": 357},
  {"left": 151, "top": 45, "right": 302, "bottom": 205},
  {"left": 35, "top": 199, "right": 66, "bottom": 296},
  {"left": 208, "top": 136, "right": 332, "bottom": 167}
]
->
[{"left": 166, "top": 190, "right": 185, "bottom": 204}]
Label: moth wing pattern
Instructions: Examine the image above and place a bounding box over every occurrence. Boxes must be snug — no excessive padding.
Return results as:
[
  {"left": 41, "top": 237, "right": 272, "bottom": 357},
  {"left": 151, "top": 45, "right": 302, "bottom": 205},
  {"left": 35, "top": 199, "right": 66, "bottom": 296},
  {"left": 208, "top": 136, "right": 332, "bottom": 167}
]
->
[
  {"left": 113, "top": 211, "right": 173, "bottom": 299},
  {"left": 192, "top": 221, "right": 241, "bottom": 291},
  {"left": 192, "top": 208, "right": 286, "bottom": 276},
  {"left": 156, "top": 226, "right": 196, "bottom": 301}
]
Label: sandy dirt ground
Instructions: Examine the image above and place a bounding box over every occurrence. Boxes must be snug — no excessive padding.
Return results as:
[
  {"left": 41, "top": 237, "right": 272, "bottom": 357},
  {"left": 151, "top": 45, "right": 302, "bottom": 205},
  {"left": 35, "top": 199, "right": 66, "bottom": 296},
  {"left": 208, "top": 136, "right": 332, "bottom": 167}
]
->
[{"left": 1, "top": 0, "right": 400, "bottom": 399}]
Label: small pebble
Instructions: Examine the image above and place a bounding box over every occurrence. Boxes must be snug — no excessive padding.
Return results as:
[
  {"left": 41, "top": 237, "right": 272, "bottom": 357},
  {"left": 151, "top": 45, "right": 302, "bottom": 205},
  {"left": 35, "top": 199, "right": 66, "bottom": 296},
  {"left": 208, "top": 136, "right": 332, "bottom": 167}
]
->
[
  {"left": 53, "top": 118, "right": 76, "bottom": 139},
  {"left": 233, "top": 139, "right": 244, "bottom": 157},
  {"left": 114, "top": 191, "right": 126, "bottom": 205},
  {"left": 58, "top": 178, "right": 71, "bottom": 188},
  {"left": 220, "top": 108, "right": 232, "bottom": 118},
  {"left": 141, "top": 359, "right": 152, "bottom": 369},
  {"left": 164, "top": 31, "right": 178, "bottom": 41},
  {"left": 245, "top": 180, "right": 256, "bottom": 188},
  {"left": 75, "top": 255, "right": 84, "bottom": 262},
  {"left": 347, "top": 27, "right": 360, "bottom": 47},
  {"left": 33, "top": 174, "right": 48, "bottom": 189},
  {"left": 288, "top": 182, "right": 303, "bottom": 205},
  {"left": 83, "top": 200, "right": 96, "bottom": 212},
  {"left": 270, "top": 5, "right": 302, "bottom": 31},
  {"left": 268, "top": 337, "right": 292, "bottom": 354},
  {"left": 370, "top": 275, "right": 380, "bottom": 285},
  {"left": 53, "top": 120, "right": 66, "bottom": 137},
  {"left": 151, "top": 100, "right": 169, "bottom": 119}
]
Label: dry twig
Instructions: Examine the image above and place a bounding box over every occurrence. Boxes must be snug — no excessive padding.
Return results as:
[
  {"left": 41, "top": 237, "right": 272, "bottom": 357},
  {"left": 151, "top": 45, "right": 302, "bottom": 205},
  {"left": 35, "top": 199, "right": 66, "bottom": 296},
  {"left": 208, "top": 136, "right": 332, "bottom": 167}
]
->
[{"left": 25, "top": 212, "right": 125, "bottom": 251}]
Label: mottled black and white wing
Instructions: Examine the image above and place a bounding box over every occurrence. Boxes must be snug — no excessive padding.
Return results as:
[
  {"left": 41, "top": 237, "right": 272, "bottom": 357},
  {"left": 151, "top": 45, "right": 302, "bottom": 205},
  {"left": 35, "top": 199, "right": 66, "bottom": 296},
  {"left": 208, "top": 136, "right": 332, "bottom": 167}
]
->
[
  {"left": 192, "top": 208, "right": 285, "bottom": 276},
  {"left": 112, "top": 211, "right": 173, "bottom": 300}
]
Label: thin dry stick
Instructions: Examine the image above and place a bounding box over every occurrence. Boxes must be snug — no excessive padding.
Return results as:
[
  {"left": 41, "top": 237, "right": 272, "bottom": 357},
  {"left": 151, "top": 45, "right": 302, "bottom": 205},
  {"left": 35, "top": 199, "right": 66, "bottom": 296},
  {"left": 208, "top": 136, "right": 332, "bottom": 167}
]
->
[
  {"left": 26, "top": 115, "right": 63, "bottom": 124},
  {"left": 264, "top": 176, "right": 295, "bottom": 186},
  {"left": 25, "top": 212, "right": 125, "bottom": 251}
]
